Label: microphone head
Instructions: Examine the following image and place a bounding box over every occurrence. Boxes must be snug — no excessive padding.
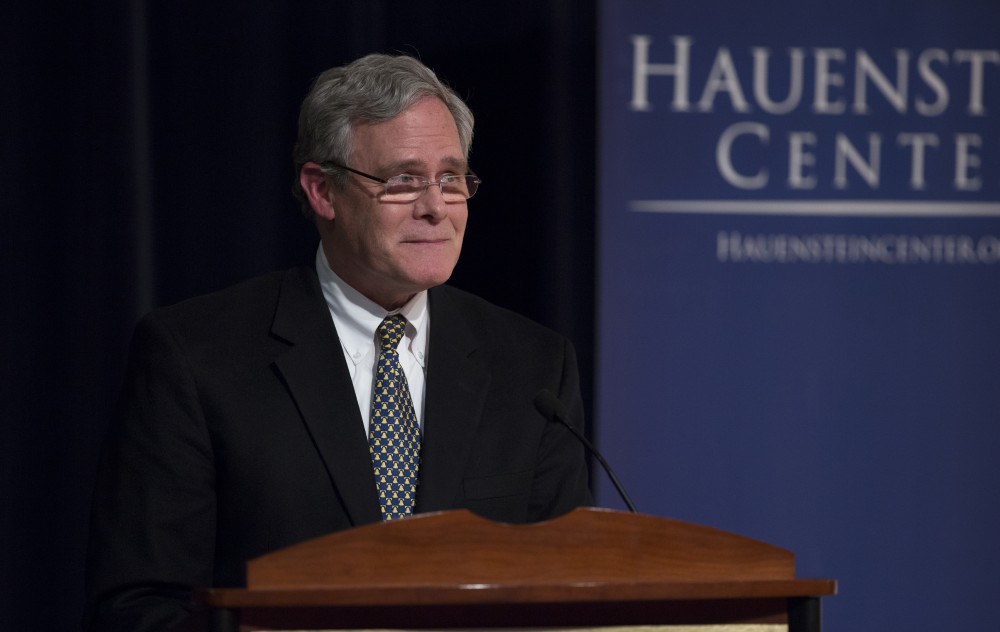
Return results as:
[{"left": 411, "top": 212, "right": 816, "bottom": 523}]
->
[
  {"left": 534, "top": 390, "right": 638, "bottom": 513},
  {"left": 533, "top": 389, "right": 565, "bottom": 421}
]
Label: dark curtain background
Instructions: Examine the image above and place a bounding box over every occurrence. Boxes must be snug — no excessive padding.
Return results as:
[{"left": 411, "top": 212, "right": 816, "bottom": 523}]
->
[{"left": 2, "top": 2, "right": 597, "bottom": 628}]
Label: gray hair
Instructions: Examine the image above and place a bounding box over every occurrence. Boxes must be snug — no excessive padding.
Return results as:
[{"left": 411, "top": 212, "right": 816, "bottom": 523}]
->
[{"left": 292, "top": 53, "right": 475, "bottom": 209}]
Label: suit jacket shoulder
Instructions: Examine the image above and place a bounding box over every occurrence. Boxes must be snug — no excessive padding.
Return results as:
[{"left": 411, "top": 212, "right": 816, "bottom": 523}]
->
[{"left": 429, "top": 283, "right": 568, "bottom": 346}]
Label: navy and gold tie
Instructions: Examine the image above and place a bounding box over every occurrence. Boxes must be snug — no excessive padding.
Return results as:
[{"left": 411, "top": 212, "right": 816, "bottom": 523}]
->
[{"left": 368, "top": 315, "right": 421, "bottom": 520}]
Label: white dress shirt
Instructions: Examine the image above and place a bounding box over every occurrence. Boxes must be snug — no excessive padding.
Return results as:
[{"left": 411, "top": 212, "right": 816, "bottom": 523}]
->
[{"left": 315, "top": 245, "right": 429, "bottom": 435}]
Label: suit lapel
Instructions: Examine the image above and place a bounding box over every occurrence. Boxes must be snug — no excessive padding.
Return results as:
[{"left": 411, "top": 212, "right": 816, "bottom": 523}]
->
[
  {"left": 416, "top": 287, "right": 491, "bottom": 513},
  {"left": 270, "top": 267, "right": 382, "bottom": 527}
]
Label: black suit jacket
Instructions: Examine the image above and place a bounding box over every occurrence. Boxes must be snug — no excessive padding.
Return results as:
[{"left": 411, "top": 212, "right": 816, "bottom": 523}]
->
[{"left": 85, "top": 265, "right": 592, "bottom": 631}]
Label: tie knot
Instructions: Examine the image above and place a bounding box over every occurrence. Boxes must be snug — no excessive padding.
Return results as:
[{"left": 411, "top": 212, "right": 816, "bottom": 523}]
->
[{"left": 377, "top": 314, "right": 407, "bottom": 351}]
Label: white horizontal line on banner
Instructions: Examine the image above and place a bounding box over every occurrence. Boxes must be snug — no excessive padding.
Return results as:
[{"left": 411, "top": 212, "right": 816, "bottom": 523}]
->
[{"left": 629, "top": 199, "right": 1000, "bottom": 217}]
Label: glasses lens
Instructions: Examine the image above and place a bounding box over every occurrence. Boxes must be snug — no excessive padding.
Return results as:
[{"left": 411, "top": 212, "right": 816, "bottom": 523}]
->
[
  {"left": 381, "top": 174, "right": 480, "bottom": 202},
  {"left": 383, "top": 175, "right": 426, "bottom": 202},
  {"left": 440, "top": 175, "right": 476, "bottom": 202},
  {"left": 466, "top": 176, "right": 480, "bottom": 199}
]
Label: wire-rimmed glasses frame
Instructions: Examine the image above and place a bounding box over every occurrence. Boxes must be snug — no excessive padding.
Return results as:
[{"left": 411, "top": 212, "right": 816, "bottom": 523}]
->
[{"left": 320, "top": 161, "right": 481, "bottom": 203}]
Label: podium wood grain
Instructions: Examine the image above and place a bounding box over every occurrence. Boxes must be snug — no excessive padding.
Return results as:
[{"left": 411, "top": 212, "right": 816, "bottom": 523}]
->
[{"left": 196, "top": 508, "right": 835, "bottom": 631}]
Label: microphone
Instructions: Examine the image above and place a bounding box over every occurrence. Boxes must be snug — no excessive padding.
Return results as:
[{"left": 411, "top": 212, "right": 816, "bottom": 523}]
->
[{"left": 533, "top": 390, "right": 638, "bottom": 513}]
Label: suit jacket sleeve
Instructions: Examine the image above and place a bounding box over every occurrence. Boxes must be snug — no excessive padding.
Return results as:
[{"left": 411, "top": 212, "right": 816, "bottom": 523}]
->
[{"left": 85, "top": 310, "right": 217, "bottom": 632}]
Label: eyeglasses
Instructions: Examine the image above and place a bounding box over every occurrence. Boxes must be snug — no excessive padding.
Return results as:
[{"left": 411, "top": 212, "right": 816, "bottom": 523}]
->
[{"left": 322, "top": 162, "right": 481, "bottom": 203}]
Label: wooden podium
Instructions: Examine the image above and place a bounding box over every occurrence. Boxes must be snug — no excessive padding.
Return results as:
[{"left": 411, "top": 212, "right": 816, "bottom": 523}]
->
[{"left": 196, "top": 508, "right": 835, "bottom": 632}]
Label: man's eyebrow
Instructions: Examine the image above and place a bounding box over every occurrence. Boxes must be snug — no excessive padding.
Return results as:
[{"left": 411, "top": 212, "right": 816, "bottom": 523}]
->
[{"left": 381, "top": 157, "right": 469, "bottom": 175}]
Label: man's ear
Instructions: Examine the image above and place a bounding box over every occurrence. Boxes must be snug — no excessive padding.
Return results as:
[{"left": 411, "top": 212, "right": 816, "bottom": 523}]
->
[{"left": 299, "top": 162, "right": 336, "bottom": 220}]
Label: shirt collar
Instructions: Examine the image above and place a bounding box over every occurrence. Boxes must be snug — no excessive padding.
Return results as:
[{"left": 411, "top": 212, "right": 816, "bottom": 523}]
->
[{"left": 315, "top": 245, "right": 429, "bottom": 368}]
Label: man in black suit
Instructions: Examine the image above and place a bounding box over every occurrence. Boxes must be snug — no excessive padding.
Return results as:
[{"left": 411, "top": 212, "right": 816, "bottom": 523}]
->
[{"left": 85, "top": 53, "right": 592, "bottom": 631}]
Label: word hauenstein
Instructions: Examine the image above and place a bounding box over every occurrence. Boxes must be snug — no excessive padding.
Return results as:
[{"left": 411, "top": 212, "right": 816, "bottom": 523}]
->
[{"left": 630, "top": 35, "right": 998, "bottom": 192}]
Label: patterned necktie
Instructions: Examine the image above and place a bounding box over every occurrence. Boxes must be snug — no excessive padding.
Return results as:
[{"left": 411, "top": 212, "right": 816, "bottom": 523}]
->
[{"left": 368, "top": 314, "right": 421, "bottom": 520}]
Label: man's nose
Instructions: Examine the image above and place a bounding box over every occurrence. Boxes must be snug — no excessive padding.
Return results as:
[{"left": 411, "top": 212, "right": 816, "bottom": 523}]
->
[{"left": 414, "top": 182, "right": 448, "bottom": 219}]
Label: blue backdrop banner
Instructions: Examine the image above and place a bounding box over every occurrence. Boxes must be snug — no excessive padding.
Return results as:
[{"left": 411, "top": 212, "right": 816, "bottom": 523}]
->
[{"left": 596, "top": 2, "right": 1000, "bottom": 631}]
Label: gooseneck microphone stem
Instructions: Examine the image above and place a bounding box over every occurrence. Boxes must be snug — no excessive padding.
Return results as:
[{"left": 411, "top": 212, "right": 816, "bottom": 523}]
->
[{"left": 534, "top": 390, "right": 638, "bottom": 513}]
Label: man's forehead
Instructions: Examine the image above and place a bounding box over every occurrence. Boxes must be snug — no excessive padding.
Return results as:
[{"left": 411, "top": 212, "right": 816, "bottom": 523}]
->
[{"left": 349, "top": 97, "right": 467, "bottom": 175}]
